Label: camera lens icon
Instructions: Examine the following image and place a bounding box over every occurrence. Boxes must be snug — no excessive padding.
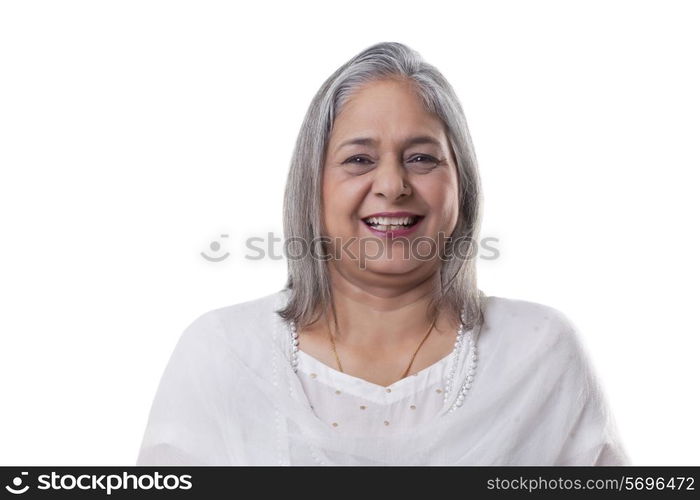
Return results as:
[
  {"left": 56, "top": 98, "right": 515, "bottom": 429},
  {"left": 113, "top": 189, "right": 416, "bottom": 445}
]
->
[
  {"left": 5, "top": 472, "right": 29, "bottom": 494},
  {"left": 201, "top": 234, "right": 230, "bottom": 262}
]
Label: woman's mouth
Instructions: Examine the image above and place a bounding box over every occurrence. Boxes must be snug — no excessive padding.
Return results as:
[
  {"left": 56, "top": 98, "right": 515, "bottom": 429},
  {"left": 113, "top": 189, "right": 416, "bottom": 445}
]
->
[{"left": 361, "top": 214, "right": 425, "bottom": 237}]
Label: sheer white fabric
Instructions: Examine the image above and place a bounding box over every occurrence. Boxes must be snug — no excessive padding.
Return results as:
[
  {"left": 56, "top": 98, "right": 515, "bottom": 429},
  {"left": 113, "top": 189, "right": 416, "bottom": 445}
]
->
[
  {"left": 296, "top": 346, "right": 451, "bottom": 435},
  {"left": 136, "top": 289, "right": 630, "bottom": 465}
]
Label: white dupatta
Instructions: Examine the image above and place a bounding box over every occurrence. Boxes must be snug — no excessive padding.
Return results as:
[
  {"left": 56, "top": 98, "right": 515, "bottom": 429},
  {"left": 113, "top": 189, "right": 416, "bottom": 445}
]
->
[{"left": 136, "top": 289, "right": 629, "bottom": 465}]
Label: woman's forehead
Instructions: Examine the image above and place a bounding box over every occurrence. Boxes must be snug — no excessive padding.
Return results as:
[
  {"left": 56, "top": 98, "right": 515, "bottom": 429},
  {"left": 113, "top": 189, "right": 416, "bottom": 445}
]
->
[{"left": 330, "top": 81, "right": 448, "bottom": 150}]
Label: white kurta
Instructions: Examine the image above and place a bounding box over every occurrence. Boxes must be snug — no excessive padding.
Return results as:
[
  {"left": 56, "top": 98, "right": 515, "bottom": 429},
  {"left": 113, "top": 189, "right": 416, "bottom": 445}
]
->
[
  {"left": 296, "top": 346, "right": 452, "bottom": 435},
  {"left": 136, "top": 289, "right": 630, "bottom": 465}
]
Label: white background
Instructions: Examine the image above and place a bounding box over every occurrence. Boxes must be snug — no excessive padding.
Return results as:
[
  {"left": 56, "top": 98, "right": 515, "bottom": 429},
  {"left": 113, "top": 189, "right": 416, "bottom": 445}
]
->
[{"left": 1, "top": 0, "right": 698, "bottom": 465}]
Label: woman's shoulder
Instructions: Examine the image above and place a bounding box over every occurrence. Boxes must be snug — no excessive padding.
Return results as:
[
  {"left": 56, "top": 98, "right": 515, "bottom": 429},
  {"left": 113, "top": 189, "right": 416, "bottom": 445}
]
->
[
  {"left": 477, "top": 295, "right": 626, "bottom": 465},
  {"left": 209, "top": 288, "right": 288, "bottom": 326},
  {"left": 479, "top": 294, "right": 584, "bottom": 354},
  {"left": 184, "top": 289, "right": 289, "bottom": 342},
  {"left": 478, "top": 294, "right": 600, "bottom": 399},
  {"left": 481, "top": 294, "right": 576, "bottom": 327}
]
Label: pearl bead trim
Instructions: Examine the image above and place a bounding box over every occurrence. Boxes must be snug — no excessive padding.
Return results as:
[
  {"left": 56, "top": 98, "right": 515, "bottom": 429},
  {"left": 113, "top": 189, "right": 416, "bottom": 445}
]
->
[
  {"left": 289, "top": 321, "right": 300, "bottom": 372},
  {"left": 446, "top": 308, "right": 478, "bottom": 413}
]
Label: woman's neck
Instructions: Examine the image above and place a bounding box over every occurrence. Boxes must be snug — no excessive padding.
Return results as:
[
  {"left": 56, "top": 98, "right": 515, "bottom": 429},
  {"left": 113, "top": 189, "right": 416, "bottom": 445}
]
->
[{"left": 321, "top": 264, "right": 454, "bottom": 350}]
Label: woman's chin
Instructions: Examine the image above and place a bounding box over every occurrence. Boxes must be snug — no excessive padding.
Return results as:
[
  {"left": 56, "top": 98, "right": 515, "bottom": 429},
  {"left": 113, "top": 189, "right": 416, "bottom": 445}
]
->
[{"left": 360, "top": 258, "right": 422, "bottom": 275}]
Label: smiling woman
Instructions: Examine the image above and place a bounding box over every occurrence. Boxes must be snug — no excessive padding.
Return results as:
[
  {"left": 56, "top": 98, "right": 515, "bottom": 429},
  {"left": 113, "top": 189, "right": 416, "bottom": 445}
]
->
[{"left": 136, "top": 42, "right": 629, "bottom": 465}]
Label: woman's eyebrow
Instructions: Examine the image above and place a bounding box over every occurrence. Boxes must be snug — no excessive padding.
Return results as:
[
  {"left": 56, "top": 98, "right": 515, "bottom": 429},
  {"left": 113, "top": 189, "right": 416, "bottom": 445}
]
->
[
  {"left": 334, "top": 137, "right": 376, "bottom": 154},
  {"left": 402, "top": 135, "right": 443, "bottom": 149},
  {"left": 334, "top": 135, "right": 443, "bottom": 154}
]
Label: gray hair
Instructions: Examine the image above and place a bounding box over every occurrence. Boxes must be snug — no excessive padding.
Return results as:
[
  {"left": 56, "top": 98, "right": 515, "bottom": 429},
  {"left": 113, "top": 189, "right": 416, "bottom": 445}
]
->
[{"left": 276, "top": 41, "right": 485, "bottom": 332}]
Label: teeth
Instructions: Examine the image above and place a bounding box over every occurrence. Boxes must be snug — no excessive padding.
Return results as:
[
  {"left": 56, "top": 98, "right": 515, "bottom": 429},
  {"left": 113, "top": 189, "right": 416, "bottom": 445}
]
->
[
  {"left": 365, "top": 216, "right": 417, "bottom": 226},
  {"left": 372, "top": 224, "right": 409, "bottom": 231}
]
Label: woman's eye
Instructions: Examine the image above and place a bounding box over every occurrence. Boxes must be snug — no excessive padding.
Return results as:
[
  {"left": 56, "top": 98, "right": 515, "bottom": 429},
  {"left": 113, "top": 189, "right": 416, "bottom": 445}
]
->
[
  {"left": 408, "top": 154, "right": 438, "bottom": 164},
  {"left": 407, "top": 154, "right": 440, "bottom": 171},
  {"left": 342, "top": 156, "right": 373, "bottom": 165},
  {"left": 340, "top": 154, "right": 440, "bottom": 172}
]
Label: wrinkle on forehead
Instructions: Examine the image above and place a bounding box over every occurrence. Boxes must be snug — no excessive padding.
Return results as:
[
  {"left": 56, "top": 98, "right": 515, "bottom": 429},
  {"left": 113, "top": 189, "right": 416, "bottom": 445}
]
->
[{"left": 329, "top": 78, "right": 448, "bottom": 152}]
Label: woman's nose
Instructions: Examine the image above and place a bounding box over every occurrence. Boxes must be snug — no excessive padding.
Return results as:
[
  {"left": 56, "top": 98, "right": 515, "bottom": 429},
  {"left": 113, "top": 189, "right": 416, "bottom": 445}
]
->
[{"left": 371, "top": 157, "right": 411, "bottom": 200}]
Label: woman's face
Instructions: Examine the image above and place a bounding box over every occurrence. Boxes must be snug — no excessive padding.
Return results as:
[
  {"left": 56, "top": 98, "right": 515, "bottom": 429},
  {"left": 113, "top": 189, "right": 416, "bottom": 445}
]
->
[{"left": 322, "top": 77, "right": 460, "bottom": 282}]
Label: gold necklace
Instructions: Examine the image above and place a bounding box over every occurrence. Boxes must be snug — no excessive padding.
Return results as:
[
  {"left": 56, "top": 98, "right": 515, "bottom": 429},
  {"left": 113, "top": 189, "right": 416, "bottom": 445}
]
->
[{"left": 328, "top": 315, "right": 439, "bottom": 380}]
